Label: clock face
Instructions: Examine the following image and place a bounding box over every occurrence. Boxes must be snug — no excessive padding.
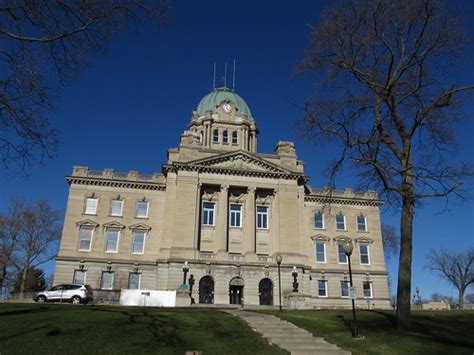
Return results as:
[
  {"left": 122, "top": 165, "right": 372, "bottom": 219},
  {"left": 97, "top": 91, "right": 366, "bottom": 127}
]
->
[{"left": 222, "top": 103, "right": 232, "bottom": 113}]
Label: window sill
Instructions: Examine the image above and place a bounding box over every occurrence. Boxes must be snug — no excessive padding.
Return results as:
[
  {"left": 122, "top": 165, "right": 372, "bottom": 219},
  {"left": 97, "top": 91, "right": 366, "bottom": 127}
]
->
[
  {"left": 83, "top": 213, "right": 97, "bottom": 216},
  {"left": 109, "top": 215, "right": 123, "bottom": 218},
  {"left": 357, "top": 230, "right": 369, "bottom": 233},
  {"left": 135, "top": 216, "right": 149, "bottom": 219},
  {"left": 318, "top": 295, "right": 328, "bottom": 298},
  {"left": 314, "top": 227, "right": 326, "bottom": 230},
  {"left": 315, "top": 261, "right": 327, "bottom": 264},
  {"left": 335, "top": 229, "right": 347, "bottom": 232}
]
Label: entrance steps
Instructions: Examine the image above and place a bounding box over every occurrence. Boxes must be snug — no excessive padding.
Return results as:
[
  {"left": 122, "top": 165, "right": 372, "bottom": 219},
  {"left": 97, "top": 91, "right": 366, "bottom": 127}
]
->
[{"left": 226, "top": 310, "right": 350, "bottom": 355}]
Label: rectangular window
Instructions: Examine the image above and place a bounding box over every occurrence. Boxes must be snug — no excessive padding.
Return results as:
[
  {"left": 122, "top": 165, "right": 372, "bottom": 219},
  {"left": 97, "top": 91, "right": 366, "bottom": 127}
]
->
[
  {"left": 360, "top": 244, "right": 370, "bottom": 265},
  {"left": 73, "top": 270, "right": 86, "bottom": 284},
  {"left": 84, "top": 197, "right": 98, "bottom": 215},
  {"left": 202, "top": 202, "right": 215, "bottom": 226},
  {"left": 105, "top": 230, "right": 119, "bottom": 253},
  {"left": 318, "top": 280, "right": 327, "bottom": 297},
  {"left": 101, "top": 272, "right": 114, "bottom": 290},
  {"left": 256, "top": 206, "right": 268, "bottom": 229},
  {"left": 338, "top": 243, "right": 348, "bottom": 263},
  {"left": 357, "top": 215, "right": 367, "bottom": 231},
  {"left": 132, "top": 231, "right": 145, "bottom": 254},
  {"left": 232, "top": 131, "right": 238, "bottom": 144},
  {"left": 316, "top": 242, "right": 326, "bottom": 263},
  {"left": 229, "top": 204, "right": 242, "bottom": 227},
  {"left": 363, "top": 282, "right": 373, "bottom": 298},
  {"left": 314, "top": 212, "right": 324, "bottom": 229},
  {"left": 78, "top": 228, "right": 93, "bottom": 251},
  {"left": 213, "top": 130, "right": 219, "bottom": 143},
  {"left": 136, "top": 201, "right": 149, "bottom": 218},
  {"left": 223, "top": 131, "right": 228, "bottom": 144},
  {"left": 341, "top": 281, "right": 350, "bottom": 298},
  {"left": 128, "top": 273, "right": 141, "bottom": 290},
  {"left": 336, "top": 214, "right": 346, "bottom": 230},
  {"left": 110, "top": 199, "right": 124, "bottom": 217}
]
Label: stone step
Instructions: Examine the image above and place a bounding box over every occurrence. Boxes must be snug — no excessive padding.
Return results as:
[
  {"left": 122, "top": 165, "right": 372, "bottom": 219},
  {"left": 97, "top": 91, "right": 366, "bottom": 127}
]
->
[
  {"left": 292, "top": 350, "right": 350, "bottom": 355},
  {"left": 275, "top": 343, "right": 339, "bottom": 351},
  {"left": 264, "top": 336, "right": 329, "bottom": 345}
]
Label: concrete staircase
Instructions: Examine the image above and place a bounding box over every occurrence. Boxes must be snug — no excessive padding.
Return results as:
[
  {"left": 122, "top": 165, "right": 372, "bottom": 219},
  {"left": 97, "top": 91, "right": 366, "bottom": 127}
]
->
[{"left": 226, "top": 310, "right": 350, "bottom": 355}]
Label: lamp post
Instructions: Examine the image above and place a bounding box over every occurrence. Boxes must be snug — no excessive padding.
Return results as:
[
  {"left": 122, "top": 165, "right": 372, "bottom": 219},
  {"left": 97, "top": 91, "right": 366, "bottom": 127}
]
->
[
  {"left": 188, "top": 274, "right": 195, "bottom": 304},
  {"left": 292, "top": 266, "right": 299, "bottom": 293},
  {"left": 276, "top": 253, "right": 283, "bottom": 312},
  {"left": 182, "top": 261, "right": 189, "bottom": 286},
  {"left": 343, "top": 240, "right": 359, "bottom": 338}
]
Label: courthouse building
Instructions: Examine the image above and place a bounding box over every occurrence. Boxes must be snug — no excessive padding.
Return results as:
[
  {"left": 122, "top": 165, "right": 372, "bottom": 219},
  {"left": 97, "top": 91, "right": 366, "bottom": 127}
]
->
[{"left": 54, "top": 86, "right": 390, "bottom": 308}]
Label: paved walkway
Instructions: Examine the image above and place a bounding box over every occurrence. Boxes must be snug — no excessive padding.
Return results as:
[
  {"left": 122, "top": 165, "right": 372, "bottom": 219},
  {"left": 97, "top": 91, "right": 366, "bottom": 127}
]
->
[{"left": 226, "top": 310, "right": 350, "bottom": 355}]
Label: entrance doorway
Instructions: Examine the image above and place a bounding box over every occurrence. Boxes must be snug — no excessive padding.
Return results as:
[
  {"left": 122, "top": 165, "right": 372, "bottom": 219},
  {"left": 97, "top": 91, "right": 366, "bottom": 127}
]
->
[
  {"left": 199, "top": 276, "right": 214, "bottom": 304},
  {"left": 229, "top": 277, "right": 245, "bottom": 305},
  {"left": 259, "top": 278, "right": 273, "bottom": 305}
]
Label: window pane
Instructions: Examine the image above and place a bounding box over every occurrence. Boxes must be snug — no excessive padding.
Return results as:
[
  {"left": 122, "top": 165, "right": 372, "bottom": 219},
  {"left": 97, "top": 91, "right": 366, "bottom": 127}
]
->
[
  {"left": 128, "top": 273, "right": 140, "bottom": 290},
  {"left": 202, "top": 202, "right": 215, "bottom": 225},
  {"left": 223, "top": 131, "right": 228, "bottom": 143},
  {"left": 213, "top": 130, "right": 219, "bottom": 142},
  {"left": 106, "top": 230, "right": 119, "bottom": 252},
  {"left": 73, "top": 271, "right": 86, "bottom": 284},
  {"left": 338, "top": 243, "right": 347, "bottom": 263},
  {"left": 314, "top": 213, "right": 324, "bottom": 229},
  {"left": 232, "top": 131, "right": 238, "bottom": 144},
  {"left": 257, "top": 206, "right": 268, "bottom": 229},
  {"left": 132, "top": 232, "right": 145, "bottom": 253},
  {"left": 111, "top": 200, "right": 123, "bottom": 216},
  {"left": 336, "top": 214, "right": 345, "bottom": 229},
  {"left": 136, "top": 202, "right": 148, "bottom": 218},
  {"left": 360, "top": 244, "right": 370, "bottom": 264},
  {"left": 316, "top": 242, "right": 325, "bottom": 262},
  {"left": 79, "top": 228, "right": 92, "bottom": 250},
  {"left": 318, "top": 280, "right": 327, "bottom": 296},
  {"left": 363, "top": 282, "right": 372, "bottom": 298},
  {"left": 357, "top": 215, "right": 366, "bottom": 231},
  {"left": 341, "top": 281, "right": 349, "bottom": 297},
  {"left": 230, "top": 204, "right": 241, "bottom": 227},
  {"left": 101, "top": 272, "right": 113, "bottom": 289},
  {"left": 85, "top": 198, "right": 98, "bottom": 214}
]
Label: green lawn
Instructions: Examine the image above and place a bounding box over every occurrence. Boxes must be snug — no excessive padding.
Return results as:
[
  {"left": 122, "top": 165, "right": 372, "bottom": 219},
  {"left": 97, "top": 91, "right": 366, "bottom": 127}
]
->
[
  {"left": 258, "top": 309, "right": 474, "bottom": 354},
  {"left": 0, "top": 304, "right": 287, "bottom": 355}
]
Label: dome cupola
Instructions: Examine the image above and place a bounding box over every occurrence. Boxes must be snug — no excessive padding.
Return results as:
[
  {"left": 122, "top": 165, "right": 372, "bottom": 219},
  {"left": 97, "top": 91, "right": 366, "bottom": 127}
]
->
[{"left": 196, "top": 87, "right": 254, "bottom": 122}]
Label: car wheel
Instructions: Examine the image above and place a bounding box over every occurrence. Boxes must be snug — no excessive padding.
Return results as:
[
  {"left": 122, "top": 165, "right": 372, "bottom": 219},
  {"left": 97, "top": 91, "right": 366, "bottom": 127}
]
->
[
  {"left": 71, "top": 296, "right": 82, "bottom": 305},
  {"left": 37, "top": 295, "right": 47, "bottom": 303}
]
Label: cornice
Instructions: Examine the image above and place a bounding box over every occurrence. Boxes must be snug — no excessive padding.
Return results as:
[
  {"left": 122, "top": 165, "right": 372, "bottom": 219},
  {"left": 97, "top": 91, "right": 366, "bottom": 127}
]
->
[
  {"left": 66, "top": 176, "right": 166, "bottom": 191},
  {"left": 305, "top": 195, "right": 383, "bottom": 207}
]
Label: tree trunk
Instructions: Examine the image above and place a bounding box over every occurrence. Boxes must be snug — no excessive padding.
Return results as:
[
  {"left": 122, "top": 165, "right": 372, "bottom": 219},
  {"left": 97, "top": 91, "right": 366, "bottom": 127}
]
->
[
  {"left": 396, "top": 174, "right": 415, "bottom": 330},
  {"left": 0, "top": 265, "right": 6, "bottom": 297},
  {"left": 459, "top": 288, "right": 465, "bottom": 310},
  {"left": 19, "top": 267, "right": 28, "bottom": 297}
]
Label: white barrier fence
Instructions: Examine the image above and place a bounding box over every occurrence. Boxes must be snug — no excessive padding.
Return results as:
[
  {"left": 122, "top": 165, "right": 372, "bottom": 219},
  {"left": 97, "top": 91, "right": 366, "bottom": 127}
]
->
[{"left": 119, "top": 289, "right": 176, "bottom": 307}]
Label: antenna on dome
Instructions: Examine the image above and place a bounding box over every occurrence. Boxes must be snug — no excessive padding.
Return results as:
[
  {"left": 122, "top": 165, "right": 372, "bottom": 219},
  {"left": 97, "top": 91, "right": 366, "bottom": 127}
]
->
[
  {"left": 212, "top": 62, "right": 216, "bottom": 90},
  {"left": 232, "top": 59, "right": 236, "bottom": 91},
  {"left": 224, "top": 62, "right": 228, "bottom": 88}
]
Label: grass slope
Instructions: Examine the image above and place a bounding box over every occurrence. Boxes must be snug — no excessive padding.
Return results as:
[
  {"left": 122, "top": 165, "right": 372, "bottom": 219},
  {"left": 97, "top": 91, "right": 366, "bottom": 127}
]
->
[
  {"left": 259, "top": 309, "right": 474, "bottom": 355},
  {"left": 0, "top": 304, "right": 287, "bottom": 355}
]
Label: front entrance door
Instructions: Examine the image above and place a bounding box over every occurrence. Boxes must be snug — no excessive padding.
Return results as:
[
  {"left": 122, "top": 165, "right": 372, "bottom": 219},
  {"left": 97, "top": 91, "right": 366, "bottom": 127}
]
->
[
  {"left": 229, "top": 285, "right": 244, "bottom": 305},
  {"left": 259, "top": 278, "right": 273, "bottom": 305},
  {"left": 199, "top": 276, "right": 214, "bottom": 304}
]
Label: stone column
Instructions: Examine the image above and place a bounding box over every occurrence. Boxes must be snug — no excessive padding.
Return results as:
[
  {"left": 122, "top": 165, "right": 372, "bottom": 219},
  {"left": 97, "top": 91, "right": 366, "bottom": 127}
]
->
[
  {"left": 216, "top": 185, "right": 229, "bottom": 257},
  {"left": 194, "top": 183, "right": 202, "bottom": 252},
  {"left": 244, "top": 187, "right": 257, "bottom": 261}
]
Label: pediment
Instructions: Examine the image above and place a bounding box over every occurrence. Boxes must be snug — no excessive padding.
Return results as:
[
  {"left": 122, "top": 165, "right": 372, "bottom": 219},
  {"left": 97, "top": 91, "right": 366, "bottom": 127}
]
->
[
  {"left": 76, "top": 219, "right": 99, "bottom": 228},
  {"left": 129, "top": 223, "right": 151, "bottom": 231},
  {"left": 355, "top": 236, "right": 374, "bottom": 244},
  {"left": 311, "top": 235, "right": 330, "bottom": 242},
  {"left": 186, "top": 151, "right": 291, "bottom": 174},
  {"left": 103, "top": 221, "right": 126, "bottom": 229}
]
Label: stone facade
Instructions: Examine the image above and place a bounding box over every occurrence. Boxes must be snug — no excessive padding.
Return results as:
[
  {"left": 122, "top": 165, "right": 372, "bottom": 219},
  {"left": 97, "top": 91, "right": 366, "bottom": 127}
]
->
[{"left": 54, "top": 87, "right": 390, "bottom": 308}]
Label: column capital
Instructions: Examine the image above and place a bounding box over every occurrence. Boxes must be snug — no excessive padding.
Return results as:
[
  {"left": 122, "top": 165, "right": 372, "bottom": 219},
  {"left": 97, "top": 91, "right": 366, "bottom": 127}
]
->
[
  {"left": 221, "top": 184, "right": 229, "bottom": 191},
  {"left": 247, "top": 187, "right": 256, "bottom": 194}
]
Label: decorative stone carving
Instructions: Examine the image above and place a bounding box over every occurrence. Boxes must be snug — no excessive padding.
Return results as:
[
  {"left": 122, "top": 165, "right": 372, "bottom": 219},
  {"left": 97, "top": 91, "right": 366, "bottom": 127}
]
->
[
  {"left": 275, "top": 141, "right": 296, "bottom": 157},
  {"left": 180, "top": 130, "right": 200, "bottom": 146}
]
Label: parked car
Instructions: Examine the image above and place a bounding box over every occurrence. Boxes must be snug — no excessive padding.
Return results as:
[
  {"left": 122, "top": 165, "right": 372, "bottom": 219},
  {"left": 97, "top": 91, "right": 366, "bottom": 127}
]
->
[{"left": 33, "top": 284, "right": 93, "bottom": 304}]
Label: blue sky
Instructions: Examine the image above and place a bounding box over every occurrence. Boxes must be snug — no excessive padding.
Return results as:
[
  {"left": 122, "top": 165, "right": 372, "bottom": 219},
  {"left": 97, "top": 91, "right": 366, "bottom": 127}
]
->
[{"left": 1, "top": 0, "right": 473, "bottom": 300}]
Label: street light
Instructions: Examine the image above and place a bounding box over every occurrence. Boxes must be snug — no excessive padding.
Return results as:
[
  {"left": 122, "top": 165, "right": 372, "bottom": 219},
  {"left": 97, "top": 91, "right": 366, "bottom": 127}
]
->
[
  {"left": 292, "top": 266, "right": 299, "bottom": 293},
  {"left": 343, "top": 240, "right": 359, "bottom": 338},
  {"left": 276, "top": 253, "right": 283, "bottom": 312},
  {"left": 188, "top": 274, "right": 195, "bottom": 304},
  {"left": 182, "top": 261, "right": 189, "bottom": 286}
]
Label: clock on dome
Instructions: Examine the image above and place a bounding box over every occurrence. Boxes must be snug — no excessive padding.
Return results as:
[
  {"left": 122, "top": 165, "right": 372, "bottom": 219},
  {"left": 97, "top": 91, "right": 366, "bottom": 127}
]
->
[{"left": 222, "top": 103, "right": 232, "bottom": 113}]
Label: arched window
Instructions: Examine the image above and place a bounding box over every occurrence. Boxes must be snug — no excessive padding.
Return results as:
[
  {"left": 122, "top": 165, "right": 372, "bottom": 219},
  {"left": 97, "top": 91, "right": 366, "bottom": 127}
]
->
[
  {"left": 223, "top": 130, "right": 228, "bottom": 144},
  {"left": 213, "top": 129, "right": 219, "bottom": 143},
  {"left": 232, "top": 131, "right": 238, "bottom": 144}
]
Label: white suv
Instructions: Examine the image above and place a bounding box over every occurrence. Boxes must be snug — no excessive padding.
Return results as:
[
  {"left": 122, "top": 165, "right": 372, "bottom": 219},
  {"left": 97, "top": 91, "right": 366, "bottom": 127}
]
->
[{"left": 34, "top": 284, "right": 94, "bottom": 304}]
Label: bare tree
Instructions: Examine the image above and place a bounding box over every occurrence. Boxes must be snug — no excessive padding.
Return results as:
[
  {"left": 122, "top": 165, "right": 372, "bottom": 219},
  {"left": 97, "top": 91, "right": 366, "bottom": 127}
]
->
[
  {"left": 0, "top": 199, "right": 23, "bottom": 296},
  {"left": 465, "top": 293, "right": 474, "bottom": 304},
  {"left": 0, "top": 1, "right": 168, "bottom": 172},
  {"left": 381, "top": 224, "right": 399, "bottom": 259},
  {"left": 425, "top": 248, "right": 474, "bottom": 309},
  {"left": 299, "top": 0, "right": 473, "bottom": 329}
]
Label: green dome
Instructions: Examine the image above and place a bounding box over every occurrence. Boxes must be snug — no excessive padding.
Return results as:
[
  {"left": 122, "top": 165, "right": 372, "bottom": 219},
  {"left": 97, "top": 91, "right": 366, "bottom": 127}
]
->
[{"left": 196, "top": 87, "right": 253, "bottom": 121}]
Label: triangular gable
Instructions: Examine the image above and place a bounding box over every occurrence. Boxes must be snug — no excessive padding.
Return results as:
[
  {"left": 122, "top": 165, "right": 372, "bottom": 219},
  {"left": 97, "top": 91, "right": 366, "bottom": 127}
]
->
[
  {"left": 185, "top": 150, "right": 291, "bottom": 174},
  {"left": 311, "top": 234, "right": 330, "bottom": 242},
  {"left": 76, "top": 219, "right": 99, "bottom": 228},
  {"left": 355, "top": 236, "right": 374, "bottom": 244},
  {"left": 103, "top": 221, "right": 126, "bottom": 229},
  {"left": 129, "top": 223, "right": 151, "bottom": 231}
]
